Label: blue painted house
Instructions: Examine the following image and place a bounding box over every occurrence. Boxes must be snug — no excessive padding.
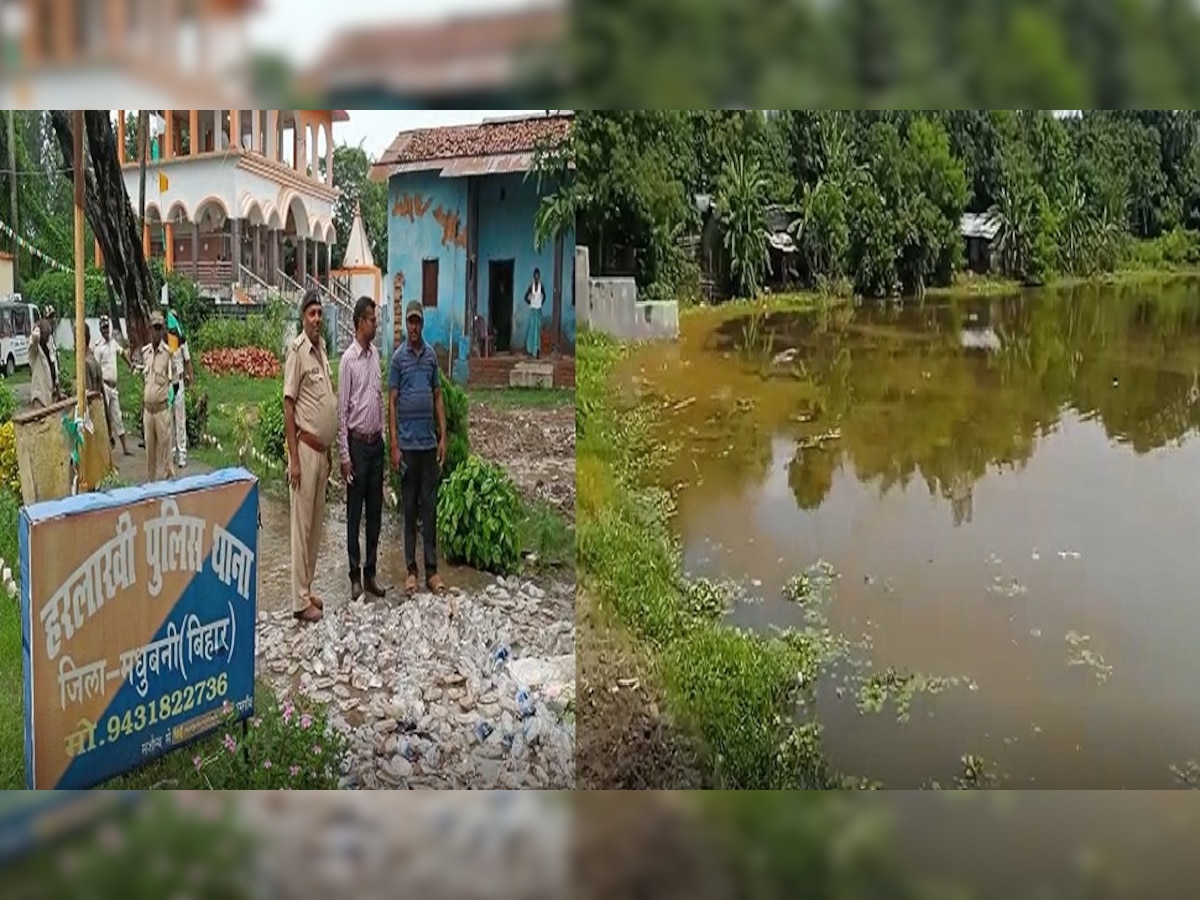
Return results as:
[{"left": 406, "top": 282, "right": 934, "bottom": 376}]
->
[{"left": 371, "top": 111, "right": 576, "bottom": 386}]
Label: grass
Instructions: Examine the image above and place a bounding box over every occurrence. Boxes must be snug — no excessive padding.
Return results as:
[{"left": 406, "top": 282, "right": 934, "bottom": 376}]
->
[
  {"left": 575, "top": 328, "right": 843, "bottom": 789},
  {"left": 690, "top": 263, "right": 1200, "bottom": 316},
  {"left": 517, "top": 498, "right": 575, "bottom": 571},
  {"left": 469, "top": 386, "right": 575, "bottom": 409}
]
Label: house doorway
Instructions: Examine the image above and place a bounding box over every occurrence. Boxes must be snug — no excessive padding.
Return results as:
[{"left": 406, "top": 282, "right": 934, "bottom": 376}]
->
[{"left": 489, "top": 259, "right": 515, "bottom": 352}]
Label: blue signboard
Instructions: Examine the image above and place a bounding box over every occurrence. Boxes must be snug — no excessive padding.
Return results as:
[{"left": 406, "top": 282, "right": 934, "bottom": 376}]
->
[{"left": 19, "top": 469, "right": 259, "bottom": 789}]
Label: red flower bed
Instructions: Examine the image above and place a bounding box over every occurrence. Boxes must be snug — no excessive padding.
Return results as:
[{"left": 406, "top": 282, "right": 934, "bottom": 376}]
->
[{"left": 201, "top": 348, "right": 281, "bottom": 379}]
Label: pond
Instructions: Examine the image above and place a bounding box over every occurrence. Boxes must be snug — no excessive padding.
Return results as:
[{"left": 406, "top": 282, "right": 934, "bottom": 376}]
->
[{"left": 625, "top": 280, "right": 1200, "bottom": 788}]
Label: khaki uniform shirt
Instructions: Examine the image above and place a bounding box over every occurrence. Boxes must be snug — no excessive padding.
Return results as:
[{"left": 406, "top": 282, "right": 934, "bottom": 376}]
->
[
  {"left": 284, "top": 332, "right": 338, "bottom": 450},
  {"left": 141, "top": 342, "right": 173, "bottom": 409}
]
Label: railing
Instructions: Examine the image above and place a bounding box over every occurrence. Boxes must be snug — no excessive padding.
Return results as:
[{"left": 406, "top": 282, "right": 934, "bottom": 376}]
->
[
  {"left": 293, "top": 272, "right": 355, "bottom": 352},
  {"left": 313, "top": 273, "right": 355, "bottom": 310},
  {"left": 174, "top": 260, "right": 234, "bottom": 289},
  {"left": 238, "top": 263, "right": 272, "bottom": 294}
]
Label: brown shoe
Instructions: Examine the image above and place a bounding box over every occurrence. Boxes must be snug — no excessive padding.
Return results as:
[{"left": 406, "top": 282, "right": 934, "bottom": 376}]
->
[
  {"left": 293, "top": 604, "right": 322, "bottom": 623},
  {"left": 426, "top": 574, "right": 447, "bottom": 595},
  {"left": 363, "top": 575, "right": 387, "bottom": 598},
  {"left": 310, "top": 595, "right": 324, "bottom": 611},
  {"left": 404, "top": 574, "right": 417, "bottom": 597}
]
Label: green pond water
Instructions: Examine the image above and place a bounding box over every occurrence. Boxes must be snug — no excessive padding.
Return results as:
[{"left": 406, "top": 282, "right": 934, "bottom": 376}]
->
[{"left": 626, "top": 279, "right": 1200, "bottom": 789}]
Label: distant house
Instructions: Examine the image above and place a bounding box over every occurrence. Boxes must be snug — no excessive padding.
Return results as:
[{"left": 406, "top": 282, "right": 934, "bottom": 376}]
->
[
  {"left": 369, "top": 111, "right": 576, "bottom": 386},
  {"left": 303, "top": 4, "right": 566, "bottom": 109},
  {"left": 695, "top": 199, "right": 797, "bottom": 301},
  {"left": 961, "top": 212, "right": 1001, "bottom": 273}
]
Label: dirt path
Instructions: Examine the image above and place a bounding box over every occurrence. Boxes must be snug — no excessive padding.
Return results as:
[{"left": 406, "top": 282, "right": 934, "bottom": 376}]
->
[{"left": 469, "top": 400, "right": 575, "bottom": 520}]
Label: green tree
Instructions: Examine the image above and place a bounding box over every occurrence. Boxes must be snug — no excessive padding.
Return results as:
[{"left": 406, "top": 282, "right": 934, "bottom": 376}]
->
[
  {"left": 716, "top": 154, "right": 771, "bottom": 298},
  {"left": 326, "top": 144, "right": 387, "bottom": 269}
]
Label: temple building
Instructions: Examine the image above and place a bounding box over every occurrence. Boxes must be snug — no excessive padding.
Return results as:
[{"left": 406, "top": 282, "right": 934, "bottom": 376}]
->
[{"left": 113, "top": 109, "right": 347, "bottom": 303}]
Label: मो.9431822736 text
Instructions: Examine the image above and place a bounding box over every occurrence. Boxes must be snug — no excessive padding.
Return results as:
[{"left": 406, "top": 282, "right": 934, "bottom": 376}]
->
[{"left": 62, "top": 672, "right": 229, "bottom": 760}]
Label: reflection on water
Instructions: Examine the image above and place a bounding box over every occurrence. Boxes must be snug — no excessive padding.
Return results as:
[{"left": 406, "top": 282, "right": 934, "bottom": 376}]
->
[{"left": 629, "top": 279, "right": 1200, "bottom": 788}]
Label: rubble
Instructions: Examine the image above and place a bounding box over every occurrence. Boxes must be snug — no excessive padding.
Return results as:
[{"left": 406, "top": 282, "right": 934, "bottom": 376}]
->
[{"left": 255, "top": 575, "right": 576, "bottom": 789}]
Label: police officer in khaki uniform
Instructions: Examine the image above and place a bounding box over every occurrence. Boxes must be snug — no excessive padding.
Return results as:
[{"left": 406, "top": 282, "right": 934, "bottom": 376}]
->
[
  {"left": 141, "top": 311, "right": 175, "bottom": 482},
  {"left": 284, "top": 290, "right": 338, "bottom": 623}
]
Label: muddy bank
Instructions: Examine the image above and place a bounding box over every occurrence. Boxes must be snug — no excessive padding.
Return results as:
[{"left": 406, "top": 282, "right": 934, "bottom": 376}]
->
[{"left": 576, "top": 591, "right": 705, "bottom": 789}]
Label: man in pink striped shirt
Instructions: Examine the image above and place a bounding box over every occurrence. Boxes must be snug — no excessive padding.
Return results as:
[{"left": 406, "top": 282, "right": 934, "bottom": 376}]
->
[{"left": 338, "top": 296, "right": 388, "bottom": 601}]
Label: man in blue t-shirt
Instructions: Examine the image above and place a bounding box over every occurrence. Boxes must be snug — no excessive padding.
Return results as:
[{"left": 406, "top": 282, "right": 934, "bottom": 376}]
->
[{"left": 388, "top": 300, "right": 448, "bottom": 597}]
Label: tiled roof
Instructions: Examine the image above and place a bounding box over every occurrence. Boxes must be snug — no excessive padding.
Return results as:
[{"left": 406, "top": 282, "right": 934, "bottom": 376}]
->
[
  {"left": 371, "top": 111, "right": 573, "bottom": 179},
  {"left": 305, "top": 3, "right": 565, "bottom": 91}
]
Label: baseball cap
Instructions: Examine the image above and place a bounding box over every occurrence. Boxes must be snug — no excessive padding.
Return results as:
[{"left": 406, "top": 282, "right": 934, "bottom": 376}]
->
[
  {"left": 405, "top": 301, "right": 424, "bottom": 321},
  {"left": 299, "top": 289, "right": 322, "bottom": 315},
  {"left": 150, "top": 311, "right": 165, "bottom": 326}
]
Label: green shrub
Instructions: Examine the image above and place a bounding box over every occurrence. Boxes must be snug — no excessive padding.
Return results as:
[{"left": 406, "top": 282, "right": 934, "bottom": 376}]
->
[
  {"left": 148, "top": 259, "right": 212, "bottom": 337},
  {"left": 22, "top": 268, "right": 109, "bottom": 317},
  {"left": 2, "top": 789, "right": 255, "bottom": 894},
  {"left": 189, "top": 693, "right": 348, "bottom": 789},
  {"left": 197, "top": 315, "right": 284, "bottom": 358},
  {"left": 436, "top": 454, "right": 521, "bottom": 575},
  {"left": 0, "top": 382, "right": 16, "bottom": 426},
  {"left": 0, "top": 424, "right": 19, "bottom": 499},
  {"left": 1126, "top": 227, "right": 1200, "bottom": 270},
  {"left": 57, "top": 352, "right": 74, "bottom": 399},
  {"left": 184, "top": 387, "right": 209, "bottom": 447},
  {"left": 253, "top": 387, "right": 286, "bottom": 462},
  {"left": 439, "top": 376, "right": 470, "bottom": 477}
]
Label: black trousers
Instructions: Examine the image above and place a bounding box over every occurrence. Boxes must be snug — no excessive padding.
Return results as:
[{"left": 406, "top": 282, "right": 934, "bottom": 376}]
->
[
  {"left": 346, "top": 434, "right": 385, "bottom": 581},
  {"left": 401, "top": 448, "right": 439, "bottom": 577}
]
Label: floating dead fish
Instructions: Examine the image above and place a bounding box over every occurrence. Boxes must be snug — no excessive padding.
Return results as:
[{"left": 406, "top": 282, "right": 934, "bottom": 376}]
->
[{"left": 1057, "top": 551, "right": 1082, "bottom": 560}]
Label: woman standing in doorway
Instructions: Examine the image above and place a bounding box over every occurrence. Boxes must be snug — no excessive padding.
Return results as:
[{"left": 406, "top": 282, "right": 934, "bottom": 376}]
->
[{"left": 524, "top": 268, "right": 544, "bottom": 358}]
